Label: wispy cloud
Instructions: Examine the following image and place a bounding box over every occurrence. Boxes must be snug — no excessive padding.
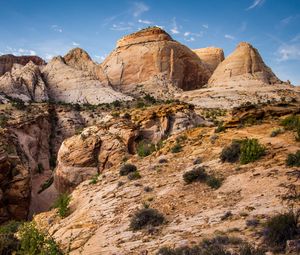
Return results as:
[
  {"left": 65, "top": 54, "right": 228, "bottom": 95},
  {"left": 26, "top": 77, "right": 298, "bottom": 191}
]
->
[
  {"left": 110, "top": 22, "right": 133, "bottom": 31},
  {"left": 132, "top": 2, "right": 149, "bottom": 17},
  {"left": 170, "top": 17, "right": 180, "bottom": 34},
  {"left": 51, "top": 25, "right": 63, "bottom": 33},
  {"left": 246, "top": 0, "right": 265, "bottom": 10},
  {"left": 138, "top": 19, "right": 152, "bottom": 25},
  {"left": 3, "top": 47, "right": 36, "bottom": 56},
  {"left": 224, "top": 34, "right": 235, "bottom": 40},
  {"left": 291, "top": 34, "right": 300, "bottom": 43},
  {"left": 202, "top": 24, "right": 208, "bottom": 29},
  {"left": 72, "top": 42, "right": 80, "bottom": 46},
  {"left": 239, "top": 22, "right": 247, "bottom": 32},
  {"left": 279, "top": 15, "right": 300, "bottom": 27},
  {"left": 276, "top": 44, "right": 300, "bottom": 62}
]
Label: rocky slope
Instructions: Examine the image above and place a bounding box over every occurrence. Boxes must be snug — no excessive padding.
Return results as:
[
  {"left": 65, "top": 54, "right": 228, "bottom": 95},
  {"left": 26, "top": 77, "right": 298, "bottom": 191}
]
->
[
  {"left": 208, "top": 42, "right": 282, "bottom": 86},
  {"left": 42, "top": 55, "right": 132, "bottom": 104},
  {"left": 34, "top": 102, "right": 300, "bottom": 254},
  {"left": 0, "top": 61, "right": 48, "bottom": 102},
  {"left": 101, "top": 27, "right": 211, "bottom": 98},
  {"left": 193, "top": 47, "right": 224, "bottom": 72},
  {"left": 0, "top": 54, "right": 46, "bottom": 76}
]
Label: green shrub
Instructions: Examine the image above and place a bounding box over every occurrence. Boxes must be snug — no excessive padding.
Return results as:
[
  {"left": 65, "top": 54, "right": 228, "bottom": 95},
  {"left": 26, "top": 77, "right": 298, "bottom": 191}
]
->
[
  {"left": 171, "top": 143, "right": 182, "bottom": 153},
  {"left": 18, "top": 222, "right": 62, "bottom": 255},
  {"left": 53, "top": 193, "right": 71, "bottom": 218},
  {"left": 119, "top": 164, "right": 137, "bottom": 176},
  {"left": 130, "top": 208, "right": 165, "bottom": 230},
  {"left": 263, "top": 211, "right": 299, "bottom": 250},
  {"left": 11, "top": 98, "right": 26, "bottom": 110},
  {"left": 137, "top": 140, "right": 156, "bottom": 157},
  {"left": 239, "top": 139, "right": 265, "bottom": 164},
  {"left": 89, "top": 174, "right": 99, "bottom": 184},
  {"left": 183, "top": 167, "right": 207, "bottom": 184},
  {"left": 0, "top": 221, "right": 21, "bottom": 255},
  {"left": 206, "top": 175, "right": 222, "bottom": 189},
  {"left": 220, "top": 140, "right": 241, "bottom": 163},
  {"left": 128, "top": 171, "right": 141, "bottom": 180},
  {"left": 286, "top": 150, "right": 300, "bottom": 167},
  {"left": 215, "top": 123, "right": 226, "bottom": 133},
  {"left": 281, "top": 115, "right": 300, "bottom": 130},
  {"left": 0, "top": 114, "right": 8, "bottom": 128},
  {"left": 270, "top": 128, "right": 284, "bottom": 137}
]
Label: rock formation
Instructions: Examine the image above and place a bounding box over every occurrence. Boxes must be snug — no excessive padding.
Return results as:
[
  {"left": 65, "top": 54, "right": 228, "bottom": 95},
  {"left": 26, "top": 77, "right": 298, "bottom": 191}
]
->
[
  {"left": 101, "top": 27, "right": 211, "bottom": 98},
  {"left": 0, "top": 54, "right": 46, "bottom": 76},
  {"left": 0, "top": 61, "right": 48, "bottom": 102},
  {"left": 208, "top": 42, "right": 282, "bottom": 86},
  {"left": 193, "top": 47, "right": 224, "bottom": 72},
  {"left": 42, "top": 55, "right": 132, "bottom": 104}
]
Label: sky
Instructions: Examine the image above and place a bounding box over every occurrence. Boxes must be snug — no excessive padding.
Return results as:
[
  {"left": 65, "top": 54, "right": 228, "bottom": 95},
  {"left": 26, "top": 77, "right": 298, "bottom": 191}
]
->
[{"left": 0, "top": 0, "right": 300, "bottom": 84}]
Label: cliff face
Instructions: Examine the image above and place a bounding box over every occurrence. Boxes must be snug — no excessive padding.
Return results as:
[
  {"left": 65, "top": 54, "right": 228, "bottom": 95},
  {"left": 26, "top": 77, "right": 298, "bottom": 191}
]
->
[
  {"left": 101, "top": 27, "right": 211, "bottom": 98},
  {"left": 193, "top": 47, "right": 224, "bottom": 72},
  {"left": 0, "top": 54, "right": 46, "bottom": 76},
  {"left": 208, "top": 42, "right": 282, "bottom": 86}
]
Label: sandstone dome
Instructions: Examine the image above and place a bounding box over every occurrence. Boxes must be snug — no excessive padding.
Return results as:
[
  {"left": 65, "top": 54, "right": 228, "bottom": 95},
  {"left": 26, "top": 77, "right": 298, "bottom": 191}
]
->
[
  {"left": 208, "top": 42, "right": 282, "bottom": 86},
  {"left": 100, "top": 27, "right": 211, "bottom": 98},
  {"left": 193, "top": 47, "right": 224, "bottom": 72}
]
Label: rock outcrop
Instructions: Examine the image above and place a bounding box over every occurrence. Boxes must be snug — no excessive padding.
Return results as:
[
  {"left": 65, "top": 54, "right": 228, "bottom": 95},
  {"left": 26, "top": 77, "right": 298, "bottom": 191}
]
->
[
  {"left": 0, "top": 61, "right": 48, "bottom": 101},
  {"left": 0, "top": 54, "right": 46, "bottom": 76},
  {"left": 42, "top": 56, "right": 132, "bottom": 104},
  {"left": 208, "top": 42, "right": 281, "bottom": 86},
  {"left": 101, "top": 27, "right": 211, "bottom": 98},
  {"left": 193, "top": 47, "right": 224, "bottom": 72}
]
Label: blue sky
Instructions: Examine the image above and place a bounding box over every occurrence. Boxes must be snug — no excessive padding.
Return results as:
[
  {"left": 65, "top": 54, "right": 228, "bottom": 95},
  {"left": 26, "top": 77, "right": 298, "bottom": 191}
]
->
[{"left": 0, "top": 0, "right": 300, "bottom": 84}]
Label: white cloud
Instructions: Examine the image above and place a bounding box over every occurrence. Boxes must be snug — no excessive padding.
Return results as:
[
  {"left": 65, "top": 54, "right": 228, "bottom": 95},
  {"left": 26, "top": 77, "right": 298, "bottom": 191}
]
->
[
  {"left": 224, "top": 34, "right": 235, "bottom": 40},
  {"left": 111, "top": 23, "right": 132, "bottom": 31},
  {"left": 291, "top": 34, "right": 300, "bottom": 42},
  {"left": 246, "top": 0, "right": 265, "bottom": 10},
  {"left": 51, "top": 25, "right": 63, "bottom": 33},
  {"left": 45, "top": 54, "right": 53, "bottom": 60},
  {"left": 138, "top": 19, "right": 152, "bottom": 25},
  {"left": 276, "top": 44, "right": 300, "bottom": 62},
  {"left": 3, "top": 47, "right": 36, "bottom": 56},
  {"left": 184, "top": 32, "right": 190, "bottom": 37},
  {"left": 202, "top": 24, "right": 208, "bottom": 29},
  {"left": 170, "top": 17, "right": 180, "bottom": 34},
  {"left": 132, "top": 2, "right": 149, "bottom": 17},
  {"left": 72, "top": 42, "right": 80, "bottom": 46},
  {"left": 184, "top": 37, "right": 195, "bottom": 42}
]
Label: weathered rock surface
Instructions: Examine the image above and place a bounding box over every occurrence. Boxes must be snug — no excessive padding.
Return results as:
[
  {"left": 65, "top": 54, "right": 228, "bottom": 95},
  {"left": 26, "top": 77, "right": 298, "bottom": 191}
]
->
[
  {"left": 0, "top": 61, "right": 48, "bottom": 102},
  {"left": 0, "top": 54, "right": 46, "bottom": 76},
  {"left": 193, "top": 47, "right": 224, "bottom": 72},
  {"left": 101, "top": 27, "right": 211, "bottom": 98},
  {"left": 208, "top": 42, "right": 282, "bottom": 86},
  {"left": 42, "top": 56, "right": 132, "bottom": 104}
]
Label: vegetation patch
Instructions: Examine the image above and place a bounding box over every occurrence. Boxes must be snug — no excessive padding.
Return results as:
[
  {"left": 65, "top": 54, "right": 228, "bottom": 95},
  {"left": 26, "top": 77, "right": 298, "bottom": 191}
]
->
[
  {"left": 220, "top": 139, "right": 265, "bottom": 164},
  {"left": 38, "top": 176, "right": 54, "bottom": 194},
  {"left": 127, "top": 171, "right": 141, "bottom": 180},
  {"left": 170, "top": 143, "right": 182, "bottom": 153},
  {"left": 183, "top": 167, "right": 222, "bottom": 189},
  {"left": 119, "top": 163, "right": 137, "bottom": 176},
  {"left": 130, "top": 208, "right": 165, "bottom": 231},
  {"left": 53, "top": 193, "right": 71, "bottom": 218},
  {"left": 136, "top": 140, "right": 156, "bottom": 157},
  {"left": 286, "top": 150, "right": 300, "bottom": 167},
  {"left": 281, "top": 115, "right": 300, "bottom": 140},
  {"left": 263, "top": 211, "right": 299, "bottom": 251},
  {"left": 270, "top": 128, "right": 284, "bottom": 137},
  {"left": 0, "top": 221, "right": 21, "bottom": 255},
  {"left": 89, "top": 174, "right": 99, "bottom": 184}
]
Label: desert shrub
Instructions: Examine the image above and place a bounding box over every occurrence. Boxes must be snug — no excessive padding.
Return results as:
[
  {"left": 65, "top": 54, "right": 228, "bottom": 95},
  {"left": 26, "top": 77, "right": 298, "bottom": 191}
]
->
[
  {"left": 286, "top": 150, "right": 300, "bottom": 167},
  {"left": 144, "top": 94, "right": 157, "bottom": 104},
  {"left": 239, "top": 139, "right": 265, "bottom": 164},
  {"left": 89, "top": 174, "right": 99, "bottom": 184},
  {"left": 239, "top": 244, "right": 265, "bottom": 255},
  {"left": 127, "top": 171, "right": 141, "bottom": 180},
  {"left": 11, "top": 98, "right": 26, "bottom": 110},
  {"left": 215, "top": 123, "right": 226, "bottom": 133},
  {"left": 220, "top": 140, "right": 241, "bottom": 163},
  {"left": 0, "top": 114, "right": 8, "bottom": 128},
  {"left": 130, "top": 208, "right": 165, "bottom": 230},
  {"left": 270, "top": 128, "right": 284, "bottom": 137},
  {"left": 171, "top": 143, "right": 182, "bottom": 153},
  {"left": 183, "top": 167, "right": 207, "bottom": 184},
  {"left": 0, "top": 221, "right": 21, "bottom": 255},
  {"left": 119, "top": 163, "right": 137, "bottom": 176},
  {"left": 263, "top": 211, "right": 299, "bottom": 250},
  {"left": 137, "top": 140, "right": 156, "bottom": 157},
  {"left": 53, "top": 193, "right": 71, "bottom": 218},
  {"left": 206, "top": 175, "right": 222, "bottom": 189},
  {"left": 281, "top": 115, "right": 300, "bottom": 130},
  {"left": 18, "top": 222, "right": 62, "bottom": 255}
]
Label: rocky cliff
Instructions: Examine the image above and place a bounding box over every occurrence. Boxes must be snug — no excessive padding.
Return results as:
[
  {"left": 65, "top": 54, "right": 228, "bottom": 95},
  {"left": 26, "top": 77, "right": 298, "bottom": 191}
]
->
[
  {"left": 208, "top": 42, "right": 282, "bottom": 86},
  {"left": 101, "top": 27, "right": 211, "bottom": 98},
  {"left": 193, "top": 47, "right": 224, "bottom": 72},
  {"left": 0, "top": 54, "right": 46, "bottom": 76}
]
